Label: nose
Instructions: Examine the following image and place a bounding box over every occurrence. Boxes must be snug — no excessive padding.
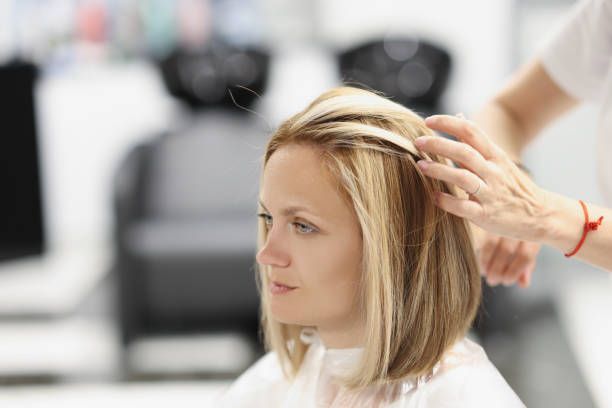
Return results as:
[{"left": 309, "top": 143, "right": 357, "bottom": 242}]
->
[{"left": 256, "top": 228, "right": 290, "bottom": 268}]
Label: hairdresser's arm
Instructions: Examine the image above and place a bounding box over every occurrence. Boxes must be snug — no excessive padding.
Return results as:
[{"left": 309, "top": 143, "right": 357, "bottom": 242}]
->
[
  {"left": 415, "top": 116, "right": 612, "bottom": 273},
  {"left": 468, "top": 58, "right": 579, "bottom": 287},
  {"left": 472, "top": 58, "right": 579, "bottom": 160}
]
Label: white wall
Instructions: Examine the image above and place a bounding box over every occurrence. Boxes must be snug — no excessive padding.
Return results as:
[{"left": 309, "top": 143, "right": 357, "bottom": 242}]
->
[
  {"left": 36, "top": 61, "right": 177, "bottom": 250},
  {"left": 258, "top": 0, "right": 514, "bottom": 124},
  {"left": 315, "top": 0, "right": 514, "bottom": 114}
]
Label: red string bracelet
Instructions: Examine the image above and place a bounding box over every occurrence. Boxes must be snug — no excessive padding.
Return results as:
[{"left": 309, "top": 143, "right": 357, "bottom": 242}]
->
[{"left": 564, "top": 200, "right": 604, "bottom": 258}]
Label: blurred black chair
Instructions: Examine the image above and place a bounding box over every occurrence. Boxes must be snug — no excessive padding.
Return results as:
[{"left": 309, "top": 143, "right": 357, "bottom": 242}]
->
[
  {"left": 337, "top": 37, "right": 452, "bottom": 117},
  {"left": 0, "top": 60, "right": 45, "bottom": 263},
  {"left": 113, "top": 42, "right": 270, "bottom": 374},
  {"left": 157, "top": 40, "right": 270, "bottom": 110}
]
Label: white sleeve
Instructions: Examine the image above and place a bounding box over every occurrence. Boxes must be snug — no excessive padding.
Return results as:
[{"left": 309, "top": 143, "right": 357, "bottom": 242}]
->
[
  {"left": 537, "top": 0, "right": 612, "bottom": 102},
  {"left": 216, "top": 351, "right": 290, "bottom": 407}
]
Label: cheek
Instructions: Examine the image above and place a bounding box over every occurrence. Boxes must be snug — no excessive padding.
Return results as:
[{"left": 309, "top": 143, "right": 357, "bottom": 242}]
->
[
  {"left": 299, "top": 237, "right": 363, "bottom": 314},
  {"left": 296, "top": 234, "right": 361, "bottom": 282},
  {"left": 268, "top": 234, "right": 363, "bottom": 326}
]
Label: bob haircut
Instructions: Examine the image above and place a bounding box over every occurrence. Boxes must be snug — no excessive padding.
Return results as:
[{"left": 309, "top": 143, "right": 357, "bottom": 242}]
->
[{"left": 256, "top": 86, "right": 481, "bottom": 389}]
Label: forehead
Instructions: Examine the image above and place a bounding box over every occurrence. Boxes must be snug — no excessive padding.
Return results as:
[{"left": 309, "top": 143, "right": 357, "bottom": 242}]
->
[{"left": 261, "top": 144, "right": 349, "bottom": 218}]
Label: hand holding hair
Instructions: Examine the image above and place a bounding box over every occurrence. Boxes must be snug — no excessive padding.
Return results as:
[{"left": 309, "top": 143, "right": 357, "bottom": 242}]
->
[
  {"left": 422, "top": 113, "right": 541, "bottom": 288},
  {"left": 415, "top": 114, "right": 612, "bottom": 272}
]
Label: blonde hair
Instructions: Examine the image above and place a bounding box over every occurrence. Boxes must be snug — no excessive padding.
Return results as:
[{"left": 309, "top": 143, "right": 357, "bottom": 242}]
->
[{"left": 256, "top": 87, "right": 481, "bottom": 389}]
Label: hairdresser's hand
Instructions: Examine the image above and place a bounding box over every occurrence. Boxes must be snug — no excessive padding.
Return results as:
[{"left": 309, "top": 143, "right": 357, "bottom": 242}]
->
[
  {"left": 414, "top": 114, "right": 551, "bottom": 260},
  {"left": 472, "top": 223, "right": 540, "bottom": 288}
]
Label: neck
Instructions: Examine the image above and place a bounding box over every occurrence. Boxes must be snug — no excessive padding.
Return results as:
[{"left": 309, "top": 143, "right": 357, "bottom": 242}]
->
[{"left": 316, "top": 319, "right": 364, "bottom": 349}]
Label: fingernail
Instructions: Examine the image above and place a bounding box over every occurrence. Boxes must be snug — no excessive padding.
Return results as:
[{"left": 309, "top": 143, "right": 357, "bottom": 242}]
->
[
  {"left": 416, "top": 160, "right": 429, "bottom": 169},
  {"left": 455, "top": 112, "right": 465, "bottom": 118},
  {"left": 414, "top": 137, "right": 427, "bottom": 148},
  {"left": 425, "top": 116, "right": 438, "bottom": 125}
]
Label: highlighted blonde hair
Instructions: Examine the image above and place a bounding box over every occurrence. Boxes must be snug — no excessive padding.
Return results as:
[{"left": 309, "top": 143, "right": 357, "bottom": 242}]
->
[{"left": 256, "top": 87, "right": 481, "bottom": 389}]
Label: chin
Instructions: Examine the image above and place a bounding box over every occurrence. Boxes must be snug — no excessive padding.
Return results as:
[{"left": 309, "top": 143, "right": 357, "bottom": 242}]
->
[
  {"left": 269, "top": 306, "right": 312, "bottom": 326},
  {"left": 270, "top": 310, "right": 301, "bottom": 325}
]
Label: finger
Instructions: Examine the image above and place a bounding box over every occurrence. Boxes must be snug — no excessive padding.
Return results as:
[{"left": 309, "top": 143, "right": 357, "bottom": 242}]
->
[
  {"left": 479, "top": 233, "right": 500, "bottom": 277},
  {"left": 415, "top": 136, "right": 491, "bottom": 181},
  {"left": 424, "top": 115, "right": 501, "bottom": 159},
  {"left": 509, "top": 242, "right": 540, "bottom": 288},
  {"left": 417, "top": 160, "right": 487, "bottom": 198},
  {"left": 485, "top": 237, "right": 520, "bottom": 286},
  {"left": 499, "top": 241, "right": 536, "bottom": 286},
  {"left": 517, "top": 267, "right": 535, "bottom": 288},
  {"left": 498, "top": 242, "right": 532, "bottom": 286},
  {"left": 433, "top": 191, "right": 482, "bottom": 221}
]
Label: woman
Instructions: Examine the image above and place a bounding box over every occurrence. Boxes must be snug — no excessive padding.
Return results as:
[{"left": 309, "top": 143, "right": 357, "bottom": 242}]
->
[{"left": 218, "top": 87, "right": 524, "bottom": 407}]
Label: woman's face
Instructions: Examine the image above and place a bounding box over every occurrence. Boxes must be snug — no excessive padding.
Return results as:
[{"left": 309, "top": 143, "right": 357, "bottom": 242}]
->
[{"left": 256, "top": 144, "right": 363, "bottom": 335}]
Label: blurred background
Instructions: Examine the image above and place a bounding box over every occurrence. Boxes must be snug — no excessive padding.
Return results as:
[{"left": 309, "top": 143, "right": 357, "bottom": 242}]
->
[{"left": 0, "top": 0, "right": 610, "bottom": 406}]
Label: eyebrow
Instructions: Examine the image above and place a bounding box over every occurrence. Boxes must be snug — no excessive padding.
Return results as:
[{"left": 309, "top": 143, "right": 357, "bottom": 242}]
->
[{"left": 258, "top": 199, "right": 321, "bottom": 218}]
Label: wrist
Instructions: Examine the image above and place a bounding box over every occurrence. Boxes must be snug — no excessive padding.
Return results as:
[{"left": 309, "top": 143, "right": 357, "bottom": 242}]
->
[
  {"left": 539, "top": 191, "right": 584, "bottom": 254},
  {"left": 514, "top": 161, "right": 532, "bottom": 178}
]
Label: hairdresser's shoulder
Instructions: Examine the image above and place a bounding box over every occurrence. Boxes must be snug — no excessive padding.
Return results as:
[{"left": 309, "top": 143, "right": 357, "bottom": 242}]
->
[{"left": 216, "top": 351, "right": 289, "bottom": 407}]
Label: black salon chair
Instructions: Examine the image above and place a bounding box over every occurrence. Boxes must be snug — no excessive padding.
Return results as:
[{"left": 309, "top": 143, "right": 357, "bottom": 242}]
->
[
  {"left": 337, "top": 37, "right": 452, "bottom": 117},
  {"left": 112, "top": 42, "right": 270, "bottom": 376}
]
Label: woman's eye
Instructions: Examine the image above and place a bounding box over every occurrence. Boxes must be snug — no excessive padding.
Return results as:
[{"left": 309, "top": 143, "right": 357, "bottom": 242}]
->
[
  {"left": 257, "top": 213, "right": 273, "bottom": 228},
  {"left": 258, "top": 214, "right": 315, "bottom": 234},
  {"left": 293, "top": 222, "right": 314, "bottom": 234}
]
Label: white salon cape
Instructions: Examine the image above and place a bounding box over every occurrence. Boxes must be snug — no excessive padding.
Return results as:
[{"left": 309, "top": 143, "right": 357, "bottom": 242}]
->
[
  {"left": 537, "top": 0, "right": 612, "bottom": 205},
  {"left": 217, "top": 328, "right": 524, "bottom": 407}
]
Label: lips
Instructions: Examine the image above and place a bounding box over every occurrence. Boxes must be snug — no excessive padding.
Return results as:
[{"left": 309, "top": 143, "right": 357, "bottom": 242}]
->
[
  {"left": 272, "top": 280, "right": 296, "bottom": 289},
  {"left": 269, "top": 280, "right": 297, "bottom": 295}
]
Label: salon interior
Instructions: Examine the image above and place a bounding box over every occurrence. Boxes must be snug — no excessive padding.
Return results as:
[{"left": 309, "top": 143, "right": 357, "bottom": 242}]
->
[{"left": 0, "top": 0, "right": 609, "bottom": 407}]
